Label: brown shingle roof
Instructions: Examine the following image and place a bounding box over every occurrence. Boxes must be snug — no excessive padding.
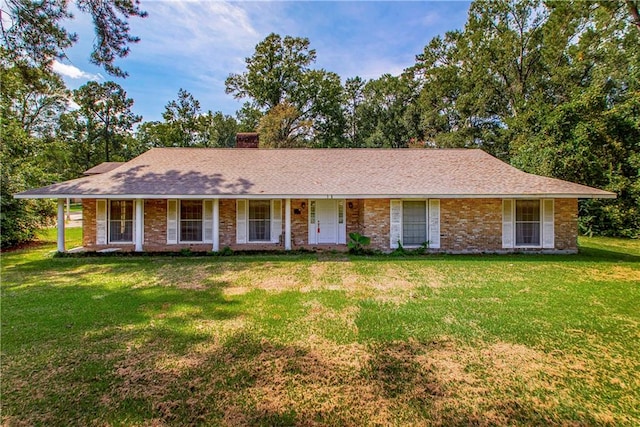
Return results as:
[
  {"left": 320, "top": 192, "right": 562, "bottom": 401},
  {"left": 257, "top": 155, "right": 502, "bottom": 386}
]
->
[
  {"left": 83, "top": 162, "right": 125, "bottom": 175},
  {"left": 16, "top": 148, "right": 615, "bottom": 199}
]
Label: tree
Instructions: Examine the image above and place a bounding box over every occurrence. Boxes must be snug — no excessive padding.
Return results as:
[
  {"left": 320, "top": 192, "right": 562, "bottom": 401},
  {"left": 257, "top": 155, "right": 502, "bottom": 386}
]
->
[
  {"left": 1, "top": 0, "right": 147, "bottom": 77},
  {"left": 225, "top": 33, "right": 316, "bottom": 110},
  {"left": 297, "top": 69, "right": 346, "bottom": 147},
  {"left": 628, "top": 0, "right": 640, "bottom": 30},
  {"left": 236, "top": 102, "right": 263, "bottom": 132},
  {"left": 411, "top": 30, "right": 502, "bottom": 152},
  {"left": 0, "top": 123, "right": 57, "bottom": 248},
  {"left": 0, "top": 62, "right": 63, "bottom": 248},
  {"left": 1, "top": 59, "right": 69, "bottom": 136},
  {"left": 356, "top": 74, "right": 420, "bottom": 148},
  {"left": 199, "top": 111, "right": 238, "bottom": 148},
  {"left": 1, "top": 0, "right": 146, "bottom": 248},
  {"left": 161, "top": 88, "right": 203, "bottom": 147},
  {"left": 257, "top": 102, "right": 312, "bottom": 147},
  {"left": 225, "top": 33, "right": 345, "bottom": 147},
  {"left": 343, "top": 77, "right": 366, "bottom": 147},
  {"left": 508, "top": 0, "right": 640, "bottom": 237},
  {"left": 137, "top": 89, "right": 239, "bottom": 148},
  {"left": 410, "top": 1, "right": 549, "bottom": 158},
  {"left": 70, "top": 81, "right": 141, "bottom": 167},
  {"left": 410, "top": 0, "right": 639, "bottom": 237}
]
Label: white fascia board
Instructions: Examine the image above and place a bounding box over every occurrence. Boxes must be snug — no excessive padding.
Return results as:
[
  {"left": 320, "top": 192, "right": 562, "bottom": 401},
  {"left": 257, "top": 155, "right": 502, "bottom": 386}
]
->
[
  {"left": 325, "top": 193, "right": 616, "bottom": 199},
  {"left": 13, "top": 192, "right": 616, "bottom": 200}
]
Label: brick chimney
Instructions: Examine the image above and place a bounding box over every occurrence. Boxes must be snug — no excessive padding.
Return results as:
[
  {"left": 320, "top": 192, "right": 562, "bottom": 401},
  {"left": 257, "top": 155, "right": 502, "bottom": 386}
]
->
[{"left": 236, "top": 132, "right": 259, "bottom": 148}]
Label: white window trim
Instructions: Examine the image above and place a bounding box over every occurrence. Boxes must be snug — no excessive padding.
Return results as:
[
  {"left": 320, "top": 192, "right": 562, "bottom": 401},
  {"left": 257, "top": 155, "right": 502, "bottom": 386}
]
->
[
  {"left": 513, "top": 199, "right": 543, "bottom": 249},
  {"left": 107, "top": 199, "right": 135, "bottom": 244},
  {"left": 247, "top": 199, "right": 272, "bottom": 243},
  {"left": 178, "top": 199, "right": 205, "bottom": 244}
]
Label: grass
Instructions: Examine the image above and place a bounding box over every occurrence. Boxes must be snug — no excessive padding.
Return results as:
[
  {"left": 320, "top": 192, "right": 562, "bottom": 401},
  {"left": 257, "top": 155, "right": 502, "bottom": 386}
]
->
[{"left": 1, "top": 229, "right": 639, "bottom": 426}]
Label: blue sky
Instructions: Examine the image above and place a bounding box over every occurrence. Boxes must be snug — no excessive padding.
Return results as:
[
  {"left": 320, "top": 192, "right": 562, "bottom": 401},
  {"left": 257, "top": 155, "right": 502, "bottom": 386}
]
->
[{"left": 55, "top": 1, "right": 471, "bottom": 122}]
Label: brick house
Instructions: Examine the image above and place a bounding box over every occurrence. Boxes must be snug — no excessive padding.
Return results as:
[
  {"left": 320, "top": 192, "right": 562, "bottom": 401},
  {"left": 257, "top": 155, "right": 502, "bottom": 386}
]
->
[{"left": 16, "top": 148, "right": 614, "bottom": 253}]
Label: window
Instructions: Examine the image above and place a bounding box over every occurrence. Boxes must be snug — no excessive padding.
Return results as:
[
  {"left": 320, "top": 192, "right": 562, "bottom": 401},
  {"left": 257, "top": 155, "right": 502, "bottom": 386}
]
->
[
  {"left": 309, "top": 200, "right": 316, "bottom": 224},
  {"left": 180, "top": 200, "right": 203, "bottom": 242},
  {"left": 515, "top": 200, "right": 541, "bottom": 246},
  {"left": 249, "top": 200, "right": 270, "bottom": 241},
  {"left": 402, "top": 201, "right": 427, "bottom": 246},
  {"left": 109, "top": 200, "right": 134, "bottom": 242}
]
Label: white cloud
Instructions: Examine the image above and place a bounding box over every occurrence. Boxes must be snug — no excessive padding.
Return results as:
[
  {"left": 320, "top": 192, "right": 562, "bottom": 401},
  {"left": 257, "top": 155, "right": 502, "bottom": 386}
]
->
[
  {"left": 135, "top": 2, "right": 260, "bottom": 60},
  {"left": 52, "top": 60, "right": 102, "bottom": 80}
]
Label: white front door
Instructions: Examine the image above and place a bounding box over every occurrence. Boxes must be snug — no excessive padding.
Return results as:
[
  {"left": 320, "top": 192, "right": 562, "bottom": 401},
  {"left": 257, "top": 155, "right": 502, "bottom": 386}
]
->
[
  {"left": 316, "top": 200, "right": 337, "bottom": 243},
  {"left": 309, "top": 199, "right": 346, "bottom": 244}
]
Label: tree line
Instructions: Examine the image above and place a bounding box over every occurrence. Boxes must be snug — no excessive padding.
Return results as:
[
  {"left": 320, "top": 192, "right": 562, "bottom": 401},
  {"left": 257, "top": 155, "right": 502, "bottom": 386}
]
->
[{"left": 2, "top": 0, "right": 639, "bottom": 248}]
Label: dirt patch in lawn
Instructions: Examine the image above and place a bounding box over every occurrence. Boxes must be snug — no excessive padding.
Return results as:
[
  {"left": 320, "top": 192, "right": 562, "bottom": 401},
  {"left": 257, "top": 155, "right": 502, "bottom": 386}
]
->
[
  {"left": 223, "top": 286, "right": 250, "bottom": 296},
  {"left": 364, "top": 265, "right": 444, "bottom": 303},
  {"left": 302, "top": 299, "right": 360, "bottom": 336},
  {"left": 564, "top": 265, "right": 640, "bottom": 283},
  {"left": 370, "top": 265, "right": 415, "bottom": 291},
  {"left": 253, "top": 274, "right": 300, "bottom": 291},
  {"left": 218, "top": 263, "right": 307, "bottom": 293},
  {"left": 221, "top": 336, "right": 393, "bottom": 426},
  {"left": 154, "top": 264, "right": 214, "bottom": 290},
  {"left": 224, "top": 337, "right": 607, "bottom": 426},
  {"left": 585, "top": 266, "right": 640, "bottom": 282},
  {"left": 4, "top": 333, "right": 636, "bottom": 426},
  {"left": 214, "top": 262, "right": 446, "bottom": 302}
]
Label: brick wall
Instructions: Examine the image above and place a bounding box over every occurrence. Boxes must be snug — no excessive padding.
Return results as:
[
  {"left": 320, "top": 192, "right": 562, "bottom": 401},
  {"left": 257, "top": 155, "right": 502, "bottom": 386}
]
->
[
  {"left": 219, "top": 199, "right": 299, "bottom": 251},
  {"left": 555, "top": 198, "right": 578, "bottom": 251},
  {"left": 79, "top": 197, "right": 578, "bottom": 253},
  {"left": 81, "top": 199, "right": 135, "bottom": 251},
  {"left": 290, "top": 199, "right": 308, "bottom": 248},
  {"left": 143, "top": 199, "right": 166, "bottom": 249},
  {"left": 358, "top": 198, "right": 577, "bottom": 253},
  {"left": 141, "top": 199, "right": 214, "bottom": 252},
  {"left": 362, "top": 199, "right": 390, "bottom": 250},
  {"left": 219, "top": 199, "right": 236, "bottom": 248},
  {"left": 440, "top": 199, "right": 503, "bottom": 252},
  {"left": 82, "top": 199, "right": 96, "bottom": 247},
  {"left": 346, "top": 199, "right": 362, "bottom": 237}
]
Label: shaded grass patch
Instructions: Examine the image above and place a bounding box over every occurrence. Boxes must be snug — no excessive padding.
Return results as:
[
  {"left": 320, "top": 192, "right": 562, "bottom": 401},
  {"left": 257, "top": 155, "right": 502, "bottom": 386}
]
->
[{"left": 1, "top": 235, "right": 639, "bottom": 425}]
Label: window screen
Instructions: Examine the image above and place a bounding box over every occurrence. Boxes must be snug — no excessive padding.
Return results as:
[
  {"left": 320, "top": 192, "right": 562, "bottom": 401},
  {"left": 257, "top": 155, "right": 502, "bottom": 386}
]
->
[
  {"left": 402, "top": 201, "right": 427, "bottom": 246},
  {"left": 515, "top": 200, "right": 541, "bottom": 246},
  {"left": 249, "top": 200, "right": 271, "bottom": 241},
  {"left": 109, "top": 200, "right": 134, "bottom": 242},
  {"left": 180, "top": 200, "right": 203, "bottom": 242}
]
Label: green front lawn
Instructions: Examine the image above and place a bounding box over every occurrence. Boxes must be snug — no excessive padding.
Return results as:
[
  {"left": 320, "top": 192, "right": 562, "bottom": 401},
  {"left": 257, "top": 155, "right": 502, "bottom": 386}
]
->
[{"left": 2, "top": 230, "right": 639, "bottom": 425}]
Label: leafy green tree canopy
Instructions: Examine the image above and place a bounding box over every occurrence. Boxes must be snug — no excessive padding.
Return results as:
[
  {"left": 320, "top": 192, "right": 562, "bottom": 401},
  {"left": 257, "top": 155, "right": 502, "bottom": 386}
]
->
[
  {"left": 225, "top": 33, "right": 345, "bottom": 147},
  {"left": 225, "top": 33, "right": 316, "bottom": 110},
  {"left": 1, "top": 0, "right": 147, "bottom": 77},
  {"left": 137, "top": 89, "right": 238, "bottom": 148},
  {"left": 71, "top": 81, "right": 141, "bottom": 163}
]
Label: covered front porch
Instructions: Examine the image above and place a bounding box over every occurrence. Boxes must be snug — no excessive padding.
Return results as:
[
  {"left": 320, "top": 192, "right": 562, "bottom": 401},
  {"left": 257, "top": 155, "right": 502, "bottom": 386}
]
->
[{"left": 56, "top": 197, "right": 371, "bottom": 253}]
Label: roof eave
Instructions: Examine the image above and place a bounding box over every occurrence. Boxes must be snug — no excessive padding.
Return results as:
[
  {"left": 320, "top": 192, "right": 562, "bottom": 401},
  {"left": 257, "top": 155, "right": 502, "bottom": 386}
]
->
[{"left": 13, "top": 192, "right": 617, "bottom": 200}]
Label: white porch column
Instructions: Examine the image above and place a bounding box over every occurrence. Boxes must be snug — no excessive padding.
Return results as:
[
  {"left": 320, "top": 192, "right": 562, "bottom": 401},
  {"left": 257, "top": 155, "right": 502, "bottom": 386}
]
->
[
  {"left": 213, "top": 199, "right": 220, "bottom": 252},
  {"left": 57, "top": 198, "right": 65, "bottom": 252},
  {"left": 285, "top": 198, "right": 292, "bottom": 250},
  {"left": 135, "top": 198, "right": 143, "bottom": 252}
]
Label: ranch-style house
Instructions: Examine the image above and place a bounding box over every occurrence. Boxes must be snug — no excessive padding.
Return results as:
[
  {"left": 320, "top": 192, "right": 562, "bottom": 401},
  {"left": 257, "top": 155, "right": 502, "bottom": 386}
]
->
[{"left": 16, "top": 147, "right": 615, "bottom": 254}]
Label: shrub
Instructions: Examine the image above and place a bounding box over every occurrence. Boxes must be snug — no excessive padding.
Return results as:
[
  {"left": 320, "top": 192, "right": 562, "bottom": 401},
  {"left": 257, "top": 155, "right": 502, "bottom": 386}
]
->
[{"left": 347, "top": 232, "right": 371, "bottom": 254}]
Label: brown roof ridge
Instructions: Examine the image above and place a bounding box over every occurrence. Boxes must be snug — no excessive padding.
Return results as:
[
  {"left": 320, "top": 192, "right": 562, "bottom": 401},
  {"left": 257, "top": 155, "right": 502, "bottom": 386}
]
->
[{"left": 143, "top": 147, "right": 486, "bottom": 152}]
